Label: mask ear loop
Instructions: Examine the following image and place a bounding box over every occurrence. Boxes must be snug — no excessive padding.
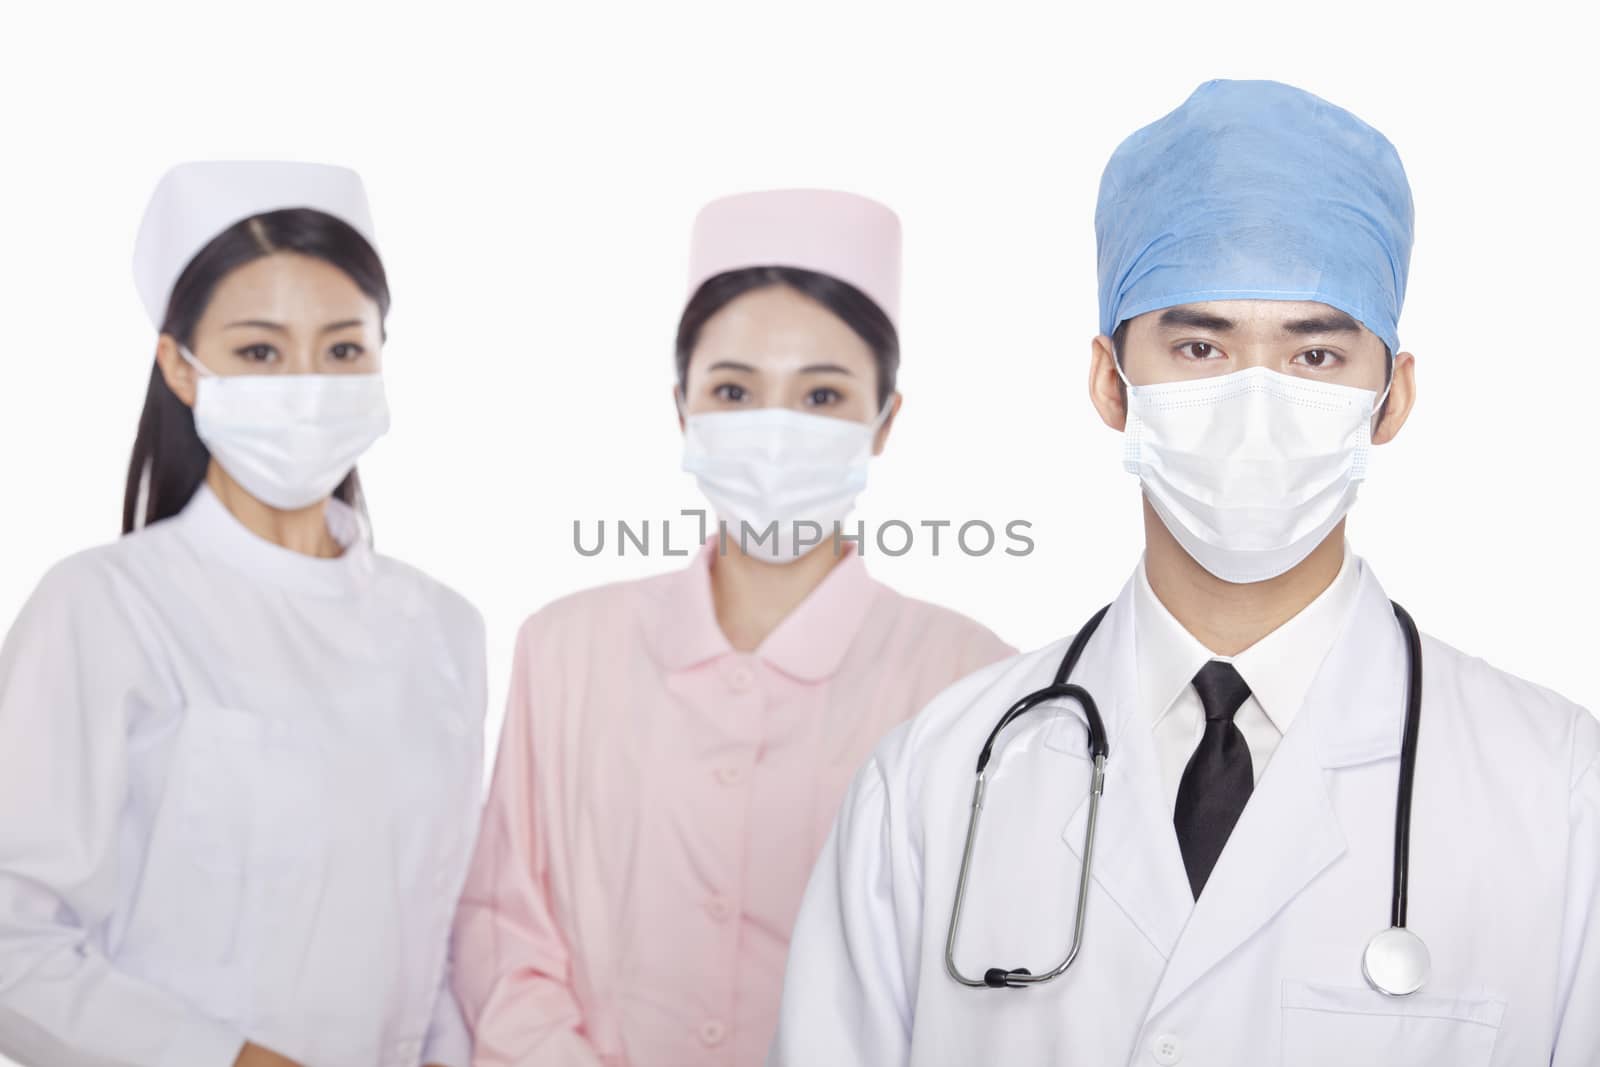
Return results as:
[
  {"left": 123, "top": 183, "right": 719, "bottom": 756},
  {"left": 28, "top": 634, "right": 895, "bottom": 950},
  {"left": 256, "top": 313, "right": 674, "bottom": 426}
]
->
[
  {"left": 1374, "top": 352, "right": 1396, "bottom": 411},
  {"left": 1111, "top": 343, "right": 1135, "bottom": 393},
  {"left": 1369, "top": 352, "right": 1397, "bottom": 438},
  {"left": 869, "top": 395, "right": 896, "bottom": 433},
  {"left": 178, "top": 345, "right": 217, "bottom": 379}
]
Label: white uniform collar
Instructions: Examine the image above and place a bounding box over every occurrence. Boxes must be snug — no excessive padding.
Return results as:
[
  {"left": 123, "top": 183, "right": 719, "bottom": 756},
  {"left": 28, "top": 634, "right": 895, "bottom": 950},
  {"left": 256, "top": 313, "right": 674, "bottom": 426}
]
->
[
  {"left": 1134, "top": 542, "right": 1363, "bottom": 737},
  {"left": 174, "top": 482, "right": 376, "bottom": 597}
]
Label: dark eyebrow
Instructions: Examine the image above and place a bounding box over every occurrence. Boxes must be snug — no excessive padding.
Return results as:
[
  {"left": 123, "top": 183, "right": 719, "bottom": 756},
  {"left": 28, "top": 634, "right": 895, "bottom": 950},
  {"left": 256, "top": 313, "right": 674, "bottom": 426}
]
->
[
  {"left": 1156, "top": 305, "right": 1364, "bottom": 337},
  {"left": 1157, "top": 307, "right": 1236, "bottom": 332},
  {"left": 1280, "top": 310, "right": 1363, "bottom": 336},
  {"left": 222, "top": 319, "right": 366, "bottom": 334},
  {"left": 703, "top": 360, "right": 855, "bottom": 375}
]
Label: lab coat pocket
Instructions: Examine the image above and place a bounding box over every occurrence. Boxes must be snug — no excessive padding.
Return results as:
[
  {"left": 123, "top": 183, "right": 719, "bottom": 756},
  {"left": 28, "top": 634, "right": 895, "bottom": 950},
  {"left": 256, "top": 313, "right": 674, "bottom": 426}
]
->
[{"left": 1280, "top": 980, "right": 1504, "bottom": 1066}]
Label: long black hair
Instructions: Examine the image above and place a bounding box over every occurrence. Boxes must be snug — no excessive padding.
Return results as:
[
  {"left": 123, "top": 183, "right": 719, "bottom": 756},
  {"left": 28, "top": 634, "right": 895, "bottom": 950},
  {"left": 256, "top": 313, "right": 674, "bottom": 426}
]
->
[
  {"left": 122, "top": 209, "right": 390, "bottom": 534},
  {"left": 675, "top": 266, "right": 899, "bottom": 407}
]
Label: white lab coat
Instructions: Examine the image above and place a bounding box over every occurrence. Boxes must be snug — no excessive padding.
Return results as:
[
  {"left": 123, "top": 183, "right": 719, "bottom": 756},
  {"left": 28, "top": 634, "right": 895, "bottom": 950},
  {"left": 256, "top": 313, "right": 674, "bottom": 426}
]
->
[
  {"left": 770, "top": 560, "right": 1600, "bottom": 1066},
  {"left": 0, "top": 487, "right": 486, "bottom": 1067}
]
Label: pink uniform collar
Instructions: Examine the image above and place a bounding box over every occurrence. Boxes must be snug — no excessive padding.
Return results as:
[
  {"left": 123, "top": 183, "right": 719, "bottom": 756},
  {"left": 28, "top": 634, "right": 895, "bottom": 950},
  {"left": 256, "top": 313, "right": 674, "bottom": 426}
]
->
[{"left": 645, "top": 540, "right": 881, "bottom": 682}]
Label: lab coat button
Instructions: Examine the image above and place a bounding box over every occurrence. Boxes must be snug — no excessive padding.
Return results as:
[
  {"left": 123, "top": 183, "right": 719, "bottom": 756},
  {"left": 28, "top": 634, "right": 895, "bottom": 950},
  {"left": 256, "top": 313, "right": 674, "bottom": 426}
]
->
[
  {"left": 1151, "top": 1033, "right": 1182, "bottom": 1064},
  {"left": 706, "top": 894, "right": 734, "bottom": 922},
  {"left": 699, "top": 1019, "right": 727, "bottom": 1046}
]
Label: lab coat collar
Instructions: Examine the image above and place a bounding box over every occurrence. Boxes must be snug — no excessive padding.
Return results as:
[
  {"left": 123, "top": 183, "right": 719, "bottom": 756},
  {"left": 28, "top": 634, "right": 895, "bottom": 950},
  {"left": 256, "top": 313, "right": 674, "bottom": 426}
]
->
[
  {"left": 644, "top": 539, "right": 880, "bottom": 682},
  {"left": 173, "top": 483, "right": 376, "bottom": 597},
  {"left": 1304, "top": 559, "right": 1410, "bottom": 769},
  {"left": 1146, "top": 559, "right": 1409, "bottom": 1017}
]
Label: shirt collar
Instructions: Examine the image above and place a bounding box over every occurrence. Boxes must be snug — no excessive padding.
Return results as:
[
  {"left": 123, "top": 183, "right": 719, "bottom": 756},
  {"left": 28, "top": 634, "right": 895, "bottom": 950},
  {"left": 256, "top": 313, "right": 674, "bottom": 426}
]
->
[
  {"left": 1134, "top": 558, "right": 1216, "bottom": 730},
  {"left": 1233, "top": 545, "right": 1363, "bottom": 734},
  {"left": 1134, "top": 542, "right": 1363, "bottom": 734},
  {"left": 173, "top": 482, "right": 376, "bottom": 597},
  {"left": 644, "top": 539, "right": 881, "bottom": 682}
]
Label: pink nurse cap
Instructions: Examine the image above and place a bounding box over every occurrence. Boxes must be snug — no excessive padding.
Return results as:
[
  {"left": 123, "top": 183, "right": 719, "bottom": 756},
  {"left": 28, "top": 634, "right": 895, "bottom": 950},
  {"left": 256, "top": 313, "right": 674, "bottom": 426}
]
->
[{"left": 686, "top": 188, "right": 903, "bottom": 328}]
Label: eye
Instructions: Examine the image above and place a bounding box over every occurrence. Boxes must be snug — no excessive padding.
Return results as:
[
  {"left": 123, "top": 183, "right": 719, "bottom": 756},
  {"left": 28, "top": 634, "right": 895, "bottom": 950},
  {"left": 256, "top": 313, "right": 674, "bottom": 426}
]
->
[
  {"left": 234, "top": 344, "right": 278, "bottom": 364},
  {"left": 329, "top": 342, "right": 366, "bottom": 362},
  {"left": 804, "top": 387, "right": 843, "bottom": 407},
  {"left": 1177, "top": 341, "right": 1222, "bottom": 360},
  {"left": 1294, "top": 348, "right": 1344, "bottom": 369},
  {"left": 711, "top": 382, "right": 748, "bottom": 403}
]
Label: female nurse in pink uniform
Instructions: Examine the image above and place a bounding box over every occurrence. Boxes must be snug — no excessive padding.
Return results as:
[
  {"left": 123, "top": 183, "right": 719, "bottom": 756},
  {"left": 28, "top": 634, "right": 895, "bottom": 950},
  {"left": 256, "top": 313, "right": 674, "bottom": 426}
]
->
[{"left": 451, "top": 189, "right": 1014, "bottom": 1066}]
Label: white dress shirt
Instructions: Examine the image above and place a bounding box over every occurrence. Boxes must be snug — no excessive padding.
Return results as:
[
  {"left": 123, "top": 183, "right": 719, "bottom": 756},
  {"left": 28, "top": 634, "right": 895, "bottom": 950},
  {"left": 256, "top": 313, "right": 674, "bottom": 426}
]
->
[
  {"left": 1134, "top": 543, "right": 1363, "bottom": 815},
  {"left": 0, "top": 485, "right": 485, "bottom": 1067}
]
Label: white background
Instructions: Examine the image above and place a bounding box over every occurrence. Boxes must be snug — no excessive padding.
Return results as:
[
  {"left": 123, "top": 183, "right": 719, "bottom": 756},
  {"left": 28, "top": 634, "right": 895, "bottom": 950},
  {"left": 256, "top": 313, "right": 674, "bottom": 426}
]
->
[{"left": 3, "top": 0, "right": 1597, "bottom": 802}]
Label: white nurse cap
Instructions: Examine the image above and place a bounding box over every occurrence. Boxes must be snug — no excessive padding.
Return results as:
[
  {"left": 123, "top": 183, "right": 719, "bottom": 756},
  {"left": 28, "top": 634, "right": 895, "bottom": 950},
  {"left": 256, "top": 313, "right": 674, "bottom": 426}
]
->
[{"left": 131, "top": 160, "right": 378, "bottom": 329}]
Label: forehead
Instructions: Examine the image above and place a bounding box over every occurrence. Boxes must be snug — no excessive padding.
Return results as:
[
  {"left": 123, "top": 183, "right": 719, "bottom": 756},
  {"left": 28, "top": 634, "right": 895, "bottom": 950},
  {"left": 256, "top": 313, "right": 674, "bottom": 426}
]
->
[
  {"left": 690, "top": 284, "right": 873, "bottom": 367},
  {"left": 202, "top": 252, "right": 377, "bottom": 323},
  {"left": 1131, "top": 299, "right": 1374, "bottom": 339}
]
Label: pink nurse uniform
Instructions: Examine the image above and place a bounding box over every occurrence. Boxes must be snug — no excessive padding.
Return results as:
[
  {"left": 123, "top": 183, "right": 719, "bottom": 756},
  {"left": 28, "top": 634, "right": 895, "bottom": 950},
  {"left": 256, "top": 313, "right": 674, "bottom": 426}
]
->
[{"left": 451, "top": 543, "right": 1012, "bottom": 1066}]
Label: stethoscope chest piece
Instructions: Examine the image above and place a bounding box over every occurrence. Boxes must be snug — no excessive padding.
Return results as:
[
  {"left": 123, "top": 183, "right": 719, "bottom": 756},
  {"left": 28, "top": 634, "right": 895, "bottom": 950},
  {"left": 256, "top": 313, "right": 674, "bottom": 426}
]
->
[{"left": 1361, "top": 926, "right": 1430, "bottom": 997}]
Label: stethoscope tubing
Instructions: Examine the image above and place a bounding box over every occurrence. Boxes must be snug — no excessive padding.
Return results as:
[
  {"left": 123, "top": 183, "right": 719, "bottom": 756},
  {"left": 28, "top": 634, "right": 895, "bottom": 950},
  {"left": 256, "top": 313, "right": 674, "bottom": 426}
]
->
[{"left": 1390, "top": 601, "right": 1423, "bottom": 930}]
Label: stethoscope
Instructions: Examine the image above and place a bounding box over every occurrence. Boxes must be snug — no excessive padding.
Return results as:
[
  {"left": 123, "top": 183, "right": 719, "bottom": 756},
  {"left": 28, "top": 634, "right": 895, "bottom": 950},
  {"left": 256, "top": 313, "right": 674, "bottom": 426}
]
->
[{"left": 944, "top": 600, "right": 1430, "bottom": 998}]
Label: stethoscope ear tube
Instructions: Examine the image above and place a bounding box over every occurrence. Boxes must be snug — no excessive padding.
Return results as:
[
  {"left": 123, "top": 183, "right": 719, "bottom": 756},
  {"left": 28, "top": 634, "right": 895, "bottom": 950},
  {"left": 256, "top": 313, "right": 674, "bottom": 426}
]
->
[
  {"left": 947, "top": 749, "right": 1109, "bottom": 990},
  {"left": 972, "top": 603, "right": 1112, "bottom": 773},
  {"left": 974, "top": 684, "right": 1108, "bottom": 774},
  {"left": 947, "top": 608, "right": 1114, "bottom": 990}
]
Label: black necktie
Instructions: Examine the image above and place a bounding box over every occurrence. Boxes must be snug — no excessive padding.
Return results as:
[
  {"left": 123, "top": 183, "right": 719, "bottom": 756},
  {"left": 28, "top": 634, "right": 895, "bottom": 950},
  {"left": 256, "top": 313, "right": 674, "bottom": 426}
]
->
[{"left": 1174, "top": 660, "right": 1254, "bottom": 898}]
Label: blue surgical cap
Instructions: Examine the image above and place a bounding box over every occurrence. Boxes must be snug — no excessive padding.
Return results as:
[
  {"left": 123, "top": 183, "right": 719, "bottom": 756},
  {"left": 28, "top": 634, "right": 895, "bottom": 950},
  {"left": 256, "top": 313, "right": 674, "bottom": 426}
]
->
[{"left": 1096, "top": 80, "right": 1414, "bottom": 355}]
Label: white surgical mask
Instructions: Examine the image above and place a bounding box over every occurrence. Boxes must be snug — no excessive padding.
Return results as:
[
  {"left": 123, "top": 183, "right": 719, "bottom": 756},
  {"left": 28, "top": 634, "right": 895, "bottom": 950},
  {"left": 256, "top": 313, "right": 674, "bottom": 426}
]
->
[
  {"left": 680, "top": 402, "right": 889, "bottom": 564},
  {"left": 1119, "top": 363, "right": 1389, "bottom": 584},
  {"left": 180, "top": 346, "right": 391, "bottom": 511}
]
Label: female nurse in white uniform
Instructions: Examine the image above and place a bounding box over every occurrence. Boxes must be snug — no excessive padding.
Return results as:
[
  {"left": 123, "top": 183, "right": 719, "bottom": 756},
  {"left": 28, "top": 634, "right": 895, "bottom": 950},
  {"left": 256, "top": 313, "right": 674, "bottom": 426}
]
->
[{"left": 0, "top": 162, "right": 483, "bottom": 1067}]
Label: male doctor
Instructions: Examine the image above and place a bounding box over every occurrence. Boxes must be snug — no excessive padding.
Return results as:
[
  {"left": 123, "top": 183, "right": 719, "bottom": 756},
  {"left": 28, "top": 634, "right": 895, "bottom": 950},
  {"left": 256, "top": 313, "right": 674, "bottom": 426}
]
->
[{"left": 769, "top": 80, "right": 1598, "bottom": 1066}]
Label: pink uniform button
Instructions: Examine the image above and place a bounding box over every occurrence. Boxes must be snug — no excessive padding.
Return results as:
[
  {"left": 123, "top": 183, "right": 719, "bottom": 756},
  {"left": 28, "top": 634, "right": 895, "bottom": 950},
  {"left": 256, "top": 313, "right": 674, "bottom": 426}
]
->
[
  {"left": 706, "top": 894, "right": 734, "bottom": 922},
  {"left": 699, "top": 1019, "right": 728, "bottom": 1046},
  {"left": 725, "top": 664, "right": 754, "bottom": 691},
  {"left": 715, "top": 764, "right": 746, "bottom": 786}
]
